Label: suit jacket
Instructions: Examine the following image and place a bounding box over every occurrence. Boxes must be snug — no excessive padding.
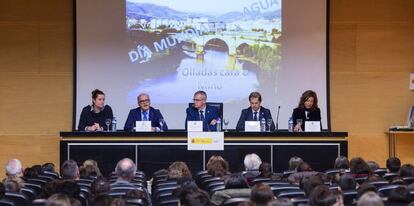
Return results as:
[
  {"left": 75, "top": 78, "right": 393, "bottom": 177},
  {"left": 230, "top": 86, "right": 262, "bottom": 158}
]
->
[
  {"left": 236, "top": 106, "right": 275, "bottom": 131},
  {"left": 124, "top": 107, "right": 168, "bottom": 131},
  {"left": 292, "top": 107, "right": 321, "bottom": 131},
  {"left": 185, "top": 105, "right": 220, "bottom": 131}
]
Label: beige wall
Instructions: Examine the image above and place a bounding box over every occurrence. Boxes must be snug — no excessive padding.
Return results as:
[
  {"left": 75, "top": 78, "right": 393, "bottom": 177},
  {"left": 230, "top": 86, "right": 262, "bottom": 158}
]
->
[{"left": 0, "top": 0, "right": 413, "bottom": 178}]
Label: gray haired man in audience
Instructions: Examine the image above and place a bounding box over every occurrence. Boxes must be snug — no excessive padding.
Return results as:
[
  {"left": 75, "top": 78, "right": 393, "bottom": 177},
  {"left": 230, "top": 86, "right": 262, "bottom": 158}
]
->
[
  {"left": 112, "top": 158, "right": 137, "bottom": 187},
  {"left": 243, "top": 153, "right": 262, "bottom": 185},
  {"left": 5, "top": 159, "right": 23, "bottom": 178},
  {"left": 61, "top": 160, "right": 80, "bottom": 180}
]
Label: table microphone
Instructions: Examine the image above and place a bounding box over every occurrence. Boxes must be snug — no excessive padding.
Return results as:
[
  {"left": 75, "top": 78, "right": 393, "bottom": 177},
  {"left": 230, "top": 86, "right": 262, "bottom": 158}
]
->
[{"left": 276, "top": 105, "right": 281, "bottom": 132}]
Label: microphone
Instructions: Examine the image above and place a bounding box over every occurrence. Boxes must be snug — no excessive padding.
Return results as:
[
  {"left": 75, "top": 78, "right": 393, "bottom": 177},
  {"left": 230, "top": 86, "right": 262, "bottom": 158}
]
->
[{"left": 276, "top": 105, "right": 281, "bottom": 132}]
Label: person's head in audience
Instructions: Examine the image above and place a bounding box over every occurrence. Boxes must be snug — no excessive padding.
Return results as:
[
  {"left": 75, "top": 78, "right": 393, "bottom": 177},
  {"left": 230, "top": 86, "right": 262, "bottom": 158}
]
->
[
  {"left": 193, "top": 90, "right": 207, "bottom": 110},
  {"left": 80, "top": 165, "right": 100, "bottom": 179},
  {"left": 244, "top": 153, "right": 262, "bottom": 171},
  {"left": 5, "top": 159, "right": 22, "bottom": 178},
  {"left": 61, "top": 160, "right": 80, "bottom": 180},
  {"left": 90, "top": 177, "right": 110, "bottom": 198},
  {"left": 250, "top": 183, "right": 274, "bottom": 206},
  {"left": 167, "top": 169, "right": 183, "bottom": 180},
  {"left": 302, "top": 174, "right": 324, "bottom": 197},
  {"left": 110, "top": 198, "right": 127, "bottom": 206},
  {"left": 386, "top": 157, "right": 401, "bottom": 173},
  {"left": 387, "top": 186, "right": 411, "bottom": 203},
  {"left": 175, "top": 181, "right": 210, "bottom": 206},
  {"left": 0, "top": 182, "right": 5, "bottom": 199},
  {"left": 297, "top": 162, "right": 313, "bottom": 172},
  {"left": 4, "top": 178, "right": 21, "bottom": 192},
  {"left": 334, "top": 156, "right": 349, "bottom": 170},
  {"left": 249, "top": 92, "right": 262, "bottom": 112},
  {"left": 398, "top": 164, "right": 414, "bottom": 178},
  {"left": 45, "top": 193, "right": 72, "bottom": 206},
  {"left": 23, "top": 167, "right": 39, "bottom": 178},
  {"left": 366, "top": 161, "right": 380, "bottom": 172},
  {"left": 309, "top": 185, "right": 338, "bottom": 206},
  {"left": 269, "top": 198, "right": 294, "bottom": 206},
  {"left": 365, "top": 174, "right": 384, "bottom": 182},
  {"left": 70, "top": 198, "right": 81, "bottom": 206},
  {"left": 338, "top": 174, "right": 356, "bottom": 191},
  {"left": 82, "top": 159, "right": 102, "bottom": 177},
  {"left": 298, "top": 90, "right": 319, "bottom": 110},
  {"left": 56, "top": 180, "right": 81, "bottom": 199},
  {"left": 356, "top": 192, "right": 383, "bottom": 206},
  {"left": 169, "top": 161, "right": 192, "bottom": 179},
  {"left": 225, "top": 174, "right": 249, "bottom": 189},
  {"left": 90, "top": 194, "right": 113, "bottom": 206},
  {"left": 259, "top": 162, "right": 273, "bottom": 178},
  {"left": 126, "top": 189, "right": 149, "bottom": 206},
  {"left": 43, "top": 179, "right": 61, "bottom": 198},
  {"left": 288, "top": 156, "right": 304, "bottom": 171},
  {"left": 206, "top": 155, "right": 229, "bottom": 178},
  {"left": 350, "top": 157, "right": 371, "bottom": 175},
  {"left": 42, "top": 163, "right": 56, "bottom": 172},
  {"left": 357, "top": 183, "right": 378, "bottom": 199},
  {"left": 115, "top": 158, "right": 136, "bottom": 182},
  {"left": 91, "top": 89, "right": 106, "bottom": 110}
]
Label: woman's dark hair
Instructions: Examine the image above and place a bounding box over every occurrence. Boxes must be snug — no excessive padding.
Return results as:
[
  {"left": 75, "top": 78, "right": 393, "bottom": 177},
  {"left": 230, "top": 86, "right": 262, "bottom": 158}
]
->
[
  {"left": 23, "top": 167, "right": 39, "bottom": 178},
  {"left": 338, "top": 174, "right": 356, "bottom": 191},
  {"left": 259, "top": 162, "right": 273, "bottom": 178},
  {"left": 350, "top": 157, "right": 371, "bottom": 175},
  {"left": 309, "top": 185, "right": 338, "bottom": 206},
  {"left": 399, "top": 164, "right": 414, "bottom": 178},
  {"left": 334, "top": 156, "right": 349, "bottom": 170},
  {"left": 91, "top": 89, "right": 105, "bottom": 105},
  {"left": 386, "top": 157, "right": 401, "bottom": 173},
  {"left": 251, "top": 183, "right": 274, "bottom": 206},
  {"left": 388, "top": 186, "right": 410, "bottom": 203},
  {"left": 298, "top": 90, "right": 318, "bottom": 110},
  {"left": 90, "top": 177, "right": 110, "bottom": 198},
  {"left": 126, "top": 189, "right": 149, "bottom": 206},
  {"left": 206, "top": 155, "right": 230, "bottom": 178},
  {"left": 225, "top": 174, "right": 249, "bottom": 189},
  {"left": 297, "top": 162, "right": 313, "bottom": 172},
  {"left": 42, "top": 163, "right": 55, "bottom": 172}
]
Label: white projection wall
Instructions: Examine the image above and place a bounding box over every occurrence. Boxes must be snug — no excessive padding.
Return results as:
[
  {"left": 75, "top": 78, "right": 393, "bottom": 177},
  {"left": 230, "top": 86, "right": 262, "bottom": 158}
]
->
[{"left": 75, "top": 0, "right": 328, "bottom": 130}]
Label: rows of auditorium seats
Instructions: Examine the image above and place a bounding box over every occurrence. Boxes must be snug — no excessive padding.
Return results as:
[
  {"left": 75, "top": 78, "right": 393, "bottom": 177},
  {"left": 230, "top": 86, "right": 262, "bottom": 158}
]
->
[{"left": 1, "top": 156, "right": 414, "bottom": 206}]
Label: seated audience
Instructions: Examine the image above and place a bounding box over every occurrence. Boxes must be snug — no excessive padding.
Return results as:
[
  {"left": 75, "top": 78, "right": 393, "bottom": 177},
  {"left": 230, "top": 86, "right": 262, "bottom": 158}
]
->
[
  {"left": 82, "top": 159, "right": 102, "bottom": 177},
  {"left": 89, "top": 177, "right": 111, "bottom": 202},
  {"left": 288, "top": 162, "right": 318, "bottom": 184},
  {"left": 398, "top": 164, "right": 414, "bottom": 178},
  {"left": 334, "top": 156, "right": 350, "bottom": 171},
  {"left": 168, "top": 161, "right": 192, "bottom": 179},
  {"left": 367, "top": 161, "right": 380, "bottom": 172},
  {"left": 309, "top": 185, "right": 341, "bottom": 206},
  {"left": 259, "top": 162, "right": 282, "bottom": 180},
  {"left": 357, "top": 192, "right": 384, "bottom": 206},
  {"left": 46, "top": 193, "right": 72, "bottom": 206},
  {"left": 250, "top": 183, "right": 275, "bottom": 206},
  {"left": 112, "top": 158, "right": 136, "bottom": 186},
  {"left": 206, "top": 155, "right": 230, "bottom": 180},
  {"left": 337, "top": 174, "right": 356, "bottom": 191},
  {"left": 61, "top": 160, "right": 80, "bottom": 181},
  {"left": 288, "top": 156, "right": 304, "bottom": 171},
  {"left": 350, "top": 157, "right": 371, "bottom": 177},
  {"left": 357, "top": 183, "right": 378, "bottom": 199},
  {"left": 386, "top": 157, "right": 401, "bottom": 173},
  {"left": 386, "top": 186, "right": 411, "bottom": 206},
  {"left": 5, "top": 158, "right": 23, "bottom": 178},
  {"left": 302, "top": 174, "right": 325, "bottom": 197},
  {"left": 3, "top": 178, "right": 21, "bottom": 192},
  {"left": 80, "top": 165, "right": 100, "bottom": 179},
  {"left": 126, "top": 188, "right": 149, "bottom": 206},
  {"left": 211, "top": 174, "right": 251, "bottom": 205},
  {"left": 244, "top": 153, "right": 262, "bottom": 185}
]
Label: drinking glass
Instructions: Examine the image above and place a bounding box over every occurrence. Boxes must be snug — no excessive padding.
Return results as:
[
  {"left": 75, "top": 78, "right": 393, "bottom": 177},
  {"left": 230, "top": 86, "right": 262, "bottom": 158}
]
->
[
  {"left": 296, "top": 119, "right": 303, "bottom": 132},
  {"left": 159, "top": 119, "right": 165, "bottom": 132},
  {"left": 223, "top": 118, "right": 229, "bottom": 132},
  {"left": 267, "top": 118, "right": 272, "bottom": 132},
  {"left": 105, "top": 118, "right": 112, "bottom": 132}
]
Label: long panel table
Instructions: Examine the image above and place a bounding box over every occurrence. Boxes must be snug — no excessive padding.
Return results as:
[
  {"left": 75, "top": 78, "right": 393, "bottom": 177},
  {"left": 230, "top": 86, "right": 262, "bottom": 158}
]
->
[{"left": 60, "top": 131, "right": 348, "bottom": 177}]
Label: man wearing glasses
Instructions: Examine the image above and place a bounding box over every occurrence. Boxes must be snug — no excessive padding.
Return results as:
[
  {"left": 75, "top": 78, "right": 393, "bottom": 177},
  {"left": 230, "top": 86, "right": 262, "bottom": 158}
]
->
[
  {"left": 124, "top": 93, "right": 168, "bottom": 131},
  {"left": 185, "top": 90, "right": 220, "bottom": 131}
]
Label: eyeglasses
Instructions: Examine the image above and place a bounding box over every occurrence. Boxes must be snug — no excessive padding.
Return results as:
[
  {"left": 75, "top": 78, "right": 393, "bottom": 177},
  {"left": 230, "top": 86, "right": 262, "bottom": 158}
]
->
[
  {"left": 193, "top": 99, "right": 205, "bottom": 102},
  {"left": 138, "top": 99, "right": 150, "bottom": 103}
]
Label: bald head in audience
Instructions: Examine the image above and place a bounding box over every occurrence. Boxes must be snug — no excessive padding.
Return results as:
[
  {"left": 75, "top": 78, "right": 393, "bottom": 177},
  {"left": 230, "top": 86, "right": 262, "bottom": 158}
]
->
[
  {"left": 115, "top": 158, "right": 137, "bottom": 182},
  {"left": 5, "top": 159, "right": 23, "bottom": 178}
]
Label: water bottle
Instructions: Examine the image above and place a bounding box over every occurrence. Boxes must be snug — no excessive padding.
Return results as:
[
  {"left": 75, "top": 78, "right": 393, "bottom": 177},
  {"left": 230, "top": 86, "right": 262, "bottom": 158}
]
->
[
  {"left": 216, "top": 118, "right": 222, "bottom": 132},
  {"left": 260, "top": 117, "right": 266, "bottom": 132},
  {"left": 288, "top": 117, "right": 294, "bottom": 132},
  {"left": 111, "top": 117, "right": 117, "bottom": 132}
]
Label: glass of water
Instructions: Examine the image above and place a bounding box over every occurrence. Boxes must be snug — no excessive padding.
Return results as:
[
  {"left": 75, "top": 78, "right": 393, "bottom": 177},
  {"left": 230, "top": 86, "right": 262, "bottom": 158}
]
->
[
  {"left": 159, "top": 119, "right": 165, "bottom": 132},
  {"left": 267, "top": 118, "right": 272, "bottom": 132},
  {"left": 223, "top": 118, "right": 229, "bottom": 132},
  {"left": 105, "top": 118, "right": 112, "bottom": 132}
]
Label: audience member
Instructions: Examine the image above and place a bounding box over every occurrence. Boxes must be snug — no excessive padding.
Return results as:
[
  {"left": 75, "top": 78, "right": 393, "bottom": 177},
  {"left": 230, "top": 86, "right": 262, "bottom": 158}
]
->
[
  {"left": 357, "top": 183, "right": 378, "bottom": 199},
  {"left": 337, "top": 174, "right": 356, "bottom": 191},
  {"left": 288, "top": 156, "right": 304, "bottom": 171},
  {"left": 206, "top": 155, "right": 230, "bottom": 180},
  {"left": 288, "top": 162, "right": 318, "bottom": 184},
  {"left": 244, "top": 153, "right": 262, "bottom": 185},
  {"left": 386, "top": 157, "right": 401, "bottom": 173},
  {"left": 168, "top": 161, "right": 192, "bottom": 179},
  {"left": 250, "top": 183, "right": 274, "bottom": 206},
  {"left": 350, "top": 157, "right": 371, "bottom": 177},
  {"left": 356, "top": 192, "right": 384, "bottom": 206},
  {"left": 211, "top": 174, "right": 251, "bottom": 205},
  {"left": 334, "top": 156, "right": 349, "bottom": 171},
  {"left": 367, "top": 161, "right": 380, "bottom": 172},
  {"left": 269, "top": 198, "right": 294, "bottom": 206},
  {"left": 309, "top": 185, "right": 339, "bottom": 206},
  {"left": 258, "top": 162, "right": 282, "bottom": 180},
  {"left": 61, "top": 160, "right": 80, "bottom": 180},
  {"left": 82, "top": 159, "right": 102, "bottom": 177},
  {"left": 398, "top": 164, "right": 414, "bottom": 178},
  {"left": 45, "top": 193, "right": 72, "bottom": 206},
  {"left": 5, "top": 159, "right": 23, "bottom": 178}
]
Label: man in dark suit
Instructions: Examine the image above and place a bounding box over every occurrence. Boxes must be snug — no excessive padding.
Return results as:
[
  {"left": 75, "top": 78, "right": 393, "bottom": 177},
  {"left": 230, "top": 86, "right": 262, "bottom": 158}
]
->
[
  {"left": 185, "top": 90, "right": 220, "bottom": 131},
  {"left": 124, "top": 93, "right": 168, "bottom": 132},
  {"left": 236, "top": 92, "right": 275, "bottom": 131}
]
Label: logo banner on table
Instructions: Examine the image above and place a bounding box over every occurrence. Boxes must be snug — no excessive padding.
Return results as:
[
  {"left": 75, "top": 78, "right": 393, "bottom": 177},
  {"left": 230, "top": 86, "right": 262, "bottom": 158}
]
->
[{"left": 187, "top": 132, "right": 224, "bottom": 151}]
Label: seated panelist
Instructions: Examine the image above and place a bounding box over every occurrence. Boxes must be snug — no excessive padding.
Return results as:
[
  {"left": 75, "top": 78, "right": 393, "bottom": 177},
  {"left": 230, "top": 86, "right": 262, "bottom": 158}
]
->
[
  {"left": 292, "top": 90, "right": 321, "bottom": 132},
  {"left": 78, "top": 89, "right": 113, "bottom": 131},
  {"left": 185, "top": 90, "right": 220, "bottom": 131},
  {"left": 236, "top": 92, "right": 275, "bottom": 131},
  {"left": 124, "top": 93, "right": 168, "bottom": 132}
]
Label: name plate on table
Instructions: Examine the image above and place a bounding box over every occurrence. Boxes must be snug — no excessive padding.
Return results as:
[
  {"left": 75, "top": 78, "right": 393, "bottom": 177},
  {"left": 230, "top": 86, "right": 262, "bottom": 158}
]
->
[
  {"left": 135, "top": 121, "right": 152, "bottom": 132},
  {"left": 187, "top": 121, "right": 203, "bottom": 132},
  {"left": 305, "top": 121, "right": 321, "bottom": 132},
  {"left": 245, "top": 121, "right": 260, "bottom": 132},
  {"left": 187, "top": 132, "right": 224, "bottom": 150}
]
